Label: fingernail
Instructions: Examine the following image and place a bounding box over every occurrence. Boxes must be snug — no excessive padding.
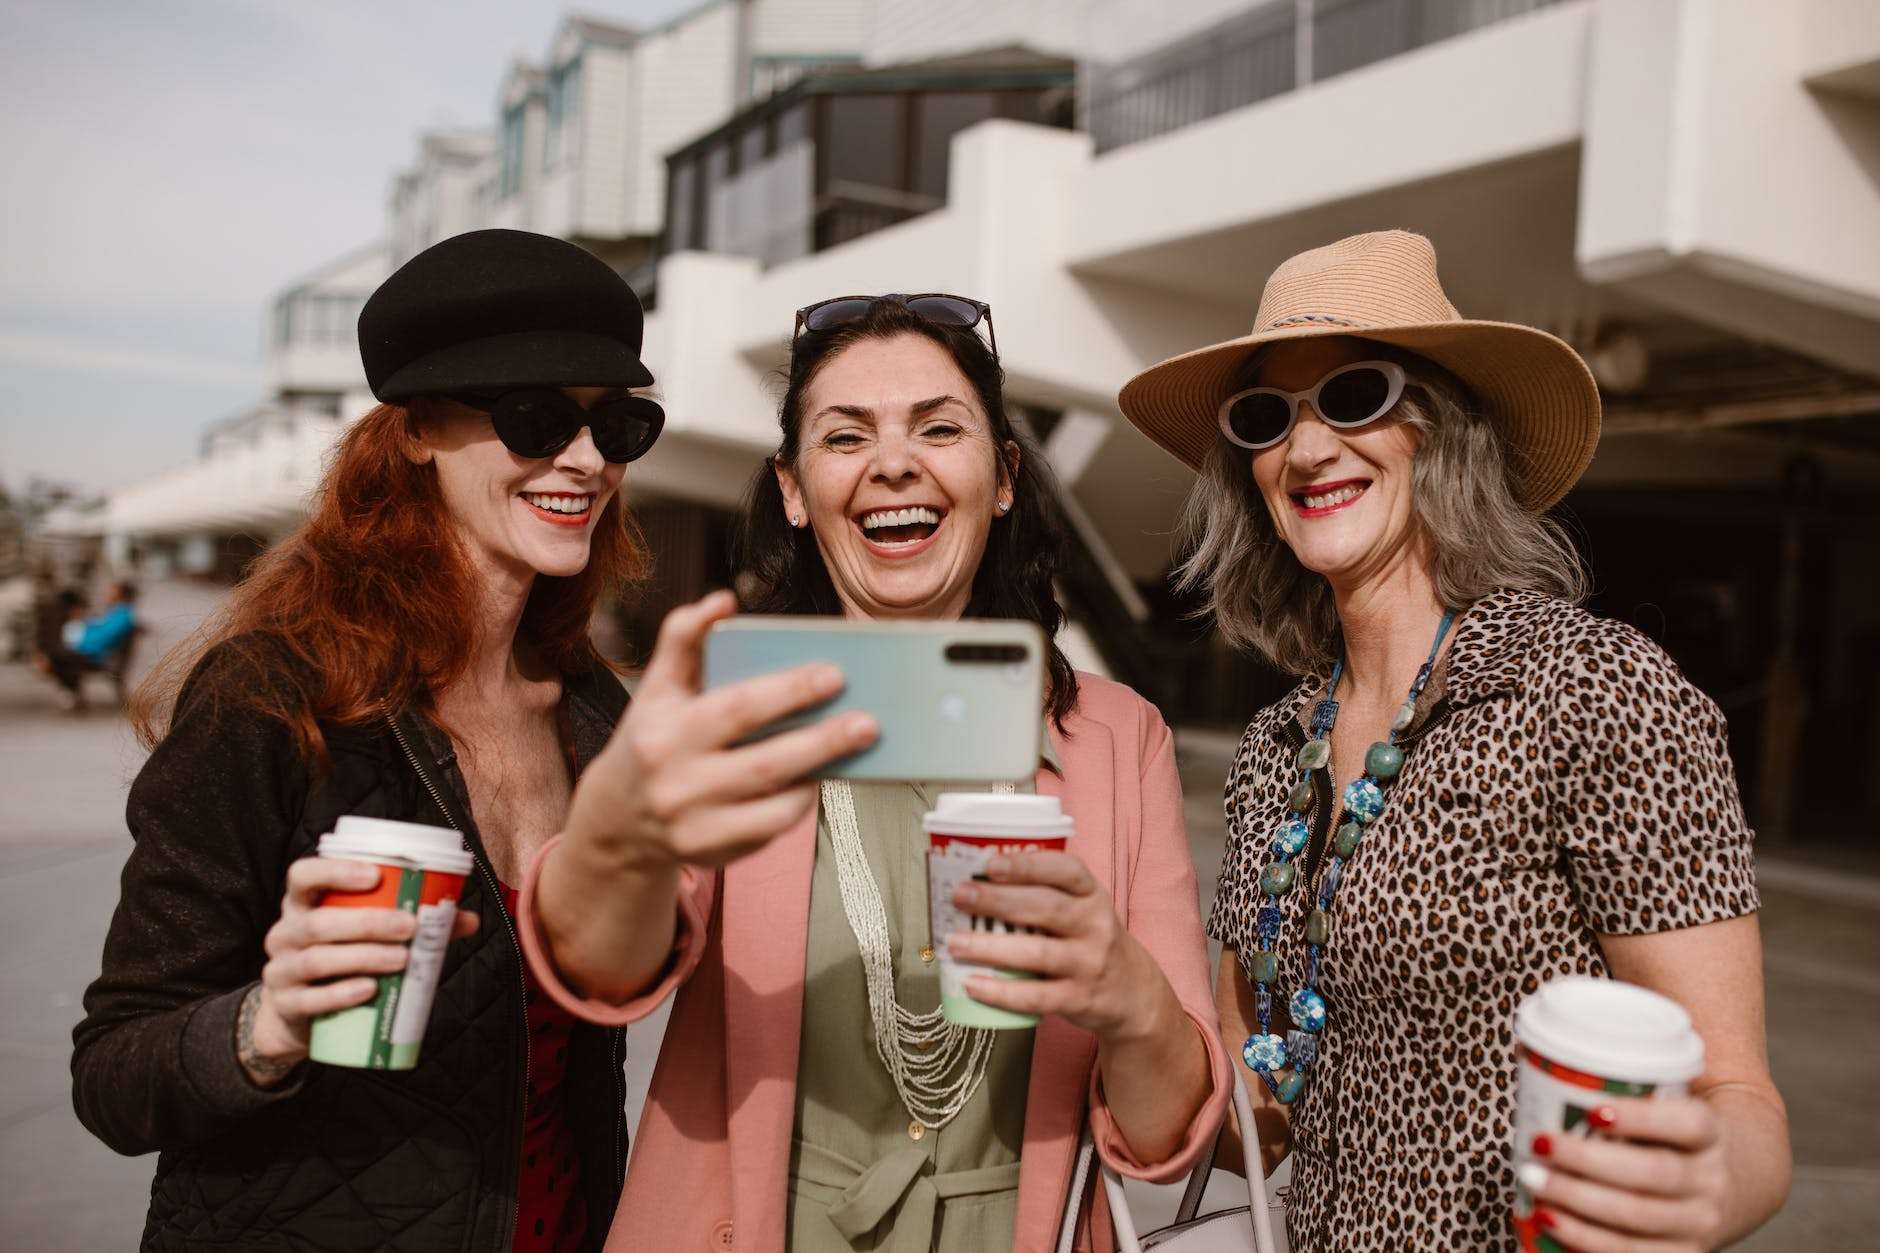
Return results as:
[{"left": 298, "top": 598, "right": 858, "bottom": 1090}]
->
[
  {"left": 1588, "top": 1106, "right": 1617, "bottom": 1130},
  {"left": 986, "top": 855, "right": 1011, "bottom": 877},
  {"left": 953, "top": 883, "right": 979, "bottom": 906},
  {"left": 1516, "top": 1162, "right": 1549, "bottom": 1194},
  {"left": 1531, "top": 1133, "right": 1553, "bottom": 1158},
  {"left": 1535, "top": 1209, "right": 1557, "bottom": 1232},
  {"left": 847, "top": 712, "right": 877, "bottom": 739},
  {"left": 946, "top": 931, "right": 971, "bottom": 956},
  {"left": 812, "top": 663, "right": 843, "bottom": 689}
]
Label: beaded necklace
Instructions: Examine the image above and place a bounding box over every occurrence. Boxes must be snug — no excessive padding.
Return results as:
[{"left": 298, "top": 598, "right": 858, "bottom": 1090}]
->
[{"left": 1241, "top": 608, "right": 1456, "bottom": 1105}]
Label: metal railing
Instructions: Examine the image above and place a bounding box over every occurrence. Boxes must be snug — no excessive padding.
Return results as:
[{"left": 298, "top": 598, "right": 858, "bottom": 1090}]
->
[{"left": 1086, "top": 0, "right": 1567, "bottom": 153}]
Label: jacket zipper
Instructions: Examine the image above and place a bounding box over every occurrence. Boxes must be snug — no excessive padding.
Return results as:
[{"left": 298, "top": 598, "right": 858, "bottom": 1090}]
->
[
  {"left": 611, "top": 1027, "right": 626, "bottom": 1187},
  {"left": 385, "top": 711, "right": 532, "bottom": 1243}
]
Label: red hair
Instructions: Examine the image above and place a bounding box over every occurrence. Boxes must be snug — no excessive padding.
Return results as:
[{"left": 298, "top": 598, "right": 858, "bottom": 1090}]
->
[{"left": 132, "top": 402, "right": 648, "bottom": 761}]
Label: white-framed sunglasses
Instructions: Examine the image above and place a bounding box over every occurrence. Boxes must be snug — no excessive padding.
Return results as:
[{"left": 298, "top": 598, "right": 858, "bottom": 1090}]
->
[{"left": 1216, "top": 360, "right": 1407, "bottom": 451}]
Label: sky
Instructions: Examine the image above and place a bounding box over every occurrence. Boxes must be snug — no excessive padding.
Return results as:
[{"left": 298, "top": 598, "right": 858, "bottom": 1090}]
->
[{"left": 0, "top": 0, "right": 698, "bottom": 497}]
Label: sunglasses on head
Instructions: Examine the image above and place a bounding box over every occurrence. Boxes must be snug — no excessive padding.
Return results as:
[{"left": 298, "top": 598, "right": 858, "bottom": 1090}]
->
[
  {"left": 794, "top": 292, "right": 997, "bottom": 356},
  {"left": 448, "top": 388, "right": 665, "bottom": 464},
  {"left": 1217, "top": 360, "right": 1407, "bottom": 451}
]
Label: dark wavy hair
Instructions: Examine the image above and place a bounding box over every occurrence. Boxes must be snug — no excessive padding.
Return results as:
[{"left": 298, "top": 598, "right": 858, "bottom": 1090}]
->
[{"left": 733, "top": 298, "right": 1080, "bottom": 727}]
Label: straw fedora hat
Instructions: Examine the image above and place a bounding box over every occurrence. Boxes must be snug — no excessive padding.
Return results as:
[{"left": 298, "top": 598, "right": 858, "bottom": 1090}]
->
[{"left": 1117, "top": 230, "right": 1600, "bottom": 510}]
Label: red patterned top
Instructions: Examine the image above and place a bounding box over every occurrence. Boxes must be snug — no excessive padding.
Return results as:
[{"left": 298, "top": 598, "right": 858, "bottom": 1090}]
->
[{"left": 498, "top": 881, "right": 588, "bottom": 1253}]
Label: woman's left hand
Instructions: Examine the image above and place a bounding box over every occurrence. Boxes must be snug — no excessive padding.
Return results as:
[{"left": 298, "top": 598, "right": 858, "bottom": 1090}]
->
[
  {"left": 1523, "top": 1094, "right": 1730, "bottom": 1252},
  {"left": 947, "top": 850, "right": 1173, "bottom": 1043}
]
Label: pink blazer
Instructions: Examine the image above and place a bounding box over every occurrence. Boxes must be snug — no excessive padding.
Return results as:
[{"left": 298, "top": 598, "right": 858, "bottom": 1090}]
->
[{"left": 518, "top": 673, "right": 1231, "bottom": 1253}]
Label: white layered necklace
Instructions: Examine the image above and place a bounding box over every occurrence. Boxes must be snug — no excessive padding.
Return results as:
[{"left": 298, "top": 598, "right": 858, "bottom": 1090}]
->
[{"left": 820, "top": 778, "right": 1009, "bottom": 1130}]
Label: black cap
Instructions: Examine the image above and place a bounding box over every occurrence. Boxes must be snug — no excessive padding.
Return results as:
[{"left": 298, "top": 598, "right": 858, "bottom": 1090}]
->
[{"left": 358, "top": 229, "right": 655, "bottom": 401}]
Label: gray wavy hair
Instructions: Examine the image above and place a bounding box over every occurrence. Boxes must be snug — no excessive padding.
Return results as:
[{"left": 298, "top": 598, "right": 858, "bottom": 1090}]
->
[{"left": 1173, "top": 341, "right": 1588, "bottom": 676}]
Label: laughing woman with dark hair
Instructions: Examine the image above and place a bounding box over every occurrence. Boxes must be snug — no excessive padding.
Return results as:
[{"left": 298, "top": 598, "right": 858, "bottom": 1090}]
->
[{"left": 517, "top": 295, "right": 1231, "bottom": 1253}]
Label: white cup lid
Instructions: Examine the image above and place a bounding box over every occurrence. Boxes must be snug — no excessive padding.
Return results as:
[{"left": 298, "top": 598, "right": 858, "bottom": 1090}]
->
[
  {"left": 320, "top": 816, "right": 475, "bottom": 875},
  {"left": 1515, "top": 975, "right": 1705, "bottom": 1086},
  {"left": 922, "top": 793, "right": 1074, "bottom": 838}
]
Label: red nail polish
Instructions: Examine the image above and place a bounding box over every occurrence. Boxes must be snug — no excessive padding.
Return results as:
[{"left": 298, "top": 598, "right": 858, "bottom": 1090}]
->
[
  {"left": 1535, "top": 1209, "right": 1557, "bottom": 1231},
  {"left": 1588, "top": 1106, "right": 1617, "bottom": 1130},
  {"left": 1531, "top": 1134, "right": 1553, "bottom": 1158}
]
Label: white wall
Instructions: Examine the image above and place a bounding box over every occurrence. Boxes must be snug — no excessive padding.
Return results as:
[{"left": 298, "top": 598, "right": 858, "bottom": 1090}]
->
[
  {"left": 1066, "top": 1, "right": 1592, "bottom": 276},
  {"left": 863, "top": 0, "right": 1089, "bottom": 65},
  {"left": 629, "top": 3, "right": 741, "bottom": 234},
  {"left": 754, "top": 0, "right": 874, "bottom": 56},
  {"left": 1081, "top": 0, "right": 1268, "bottom": 64},
  {"left": 1800, "top": 0, "right": 1880, "bottom": 91},
  {"left": 1577, "top": 0, "right": 1880, "bottom": 373},
  {"left": 580, "top": 44, "right": 635, "bottom": 233}
]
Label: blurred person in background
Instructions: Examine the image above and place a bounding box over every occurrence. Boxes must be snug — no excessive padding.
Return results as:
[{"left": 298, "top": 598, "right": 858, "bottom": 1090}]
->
[
  {"left": 515, "top": 295, "right": 1230, "bottom": 1253},
  {"left": 30, "top": 580, "right": 91, "bottom": 710},
  {"left": 29, "top": 576, "right": 139, "bottom": 711},
  {"left": 71, "top": 578, "right": 139, "bottom": 657},
  {"left": 70, "top": 230, "right": 850, "bottom": 1253},
  {"left": 1121, "top": 231, "right": 1789, "bottom": 1251}
]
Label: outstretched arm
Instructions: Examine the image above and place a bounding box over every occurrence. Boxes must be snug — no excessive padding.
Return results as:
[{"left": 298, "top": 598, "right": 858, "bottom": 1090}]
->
[{"left": 532, "top": 591, "right": 876, "bottom": 1005}]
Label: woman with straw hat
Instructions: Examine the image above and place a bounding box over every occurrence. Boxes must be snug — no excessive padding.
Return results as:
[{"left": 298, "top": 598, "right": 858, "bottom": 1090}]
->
[{"left": 1120, "top": 231, "right": 1790, "bottom": 1250}]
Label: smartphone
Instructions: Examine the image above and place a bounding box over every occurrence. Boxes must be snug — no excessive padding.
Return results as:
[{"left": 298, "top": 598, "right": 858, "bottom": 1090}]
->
[{"left": 702, "top": 617, "right": 1046, "bottom": 781}]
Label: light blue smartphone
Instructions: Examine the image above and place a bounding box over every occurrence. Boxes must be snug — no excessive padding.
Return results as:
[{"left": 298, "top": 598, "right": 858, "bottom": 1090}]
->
[{"left": 702, "top": 617, "right": 1047, "bottom": 781}]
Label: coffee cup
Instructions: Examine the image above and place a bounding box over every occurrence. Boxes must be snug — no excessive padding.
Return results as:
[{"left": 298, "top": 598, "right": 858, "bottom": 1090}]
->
[
  {"left": 923, "top": 793, "right": 1074, "bottom": 1029},
  {"left": 305, "top": 816, "right": 476, "bottom": 1070},
  {"left": 1510, "top": 975, "right": 1705, "bottom": 1250}
]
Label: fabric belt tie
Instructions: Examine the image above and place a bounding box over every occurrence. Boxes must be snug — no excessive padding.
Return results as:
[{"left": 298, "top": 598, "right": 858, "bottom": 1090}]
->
[{"left": 793, "top": 1138, "right": 1022, "bottom": 1253}]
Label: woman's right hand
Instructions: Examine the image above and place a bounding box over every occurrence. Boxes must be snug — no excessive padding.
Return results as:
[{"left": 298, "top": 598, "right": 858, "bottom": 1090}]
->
[
  {"left": 237, "top": 857, "right": 478, "bottom": 1087},
  {"left": 562, "top": 589, "right": 877, "bottom": 872}
]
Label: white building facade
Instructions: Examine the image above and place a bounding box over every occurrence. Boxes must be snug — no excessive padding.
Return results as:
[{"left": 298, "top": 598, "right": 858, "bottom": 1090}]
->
[{"left": 83, "top": 0, "right": 1880, "bottom": 729}]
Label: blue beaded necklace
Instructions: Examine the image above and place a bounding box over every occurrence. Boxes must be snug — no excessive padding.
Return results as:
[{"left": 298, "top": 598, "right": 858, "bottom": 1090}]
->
[{"left": 1241, "top": 608, "right": 1456, "bottom": 1104}]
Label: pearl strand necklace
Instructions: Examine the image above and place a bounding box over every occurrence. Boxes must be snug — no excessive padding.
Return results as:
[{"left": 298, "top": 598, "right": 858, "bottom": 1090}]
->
[{"left": 822, "top": 778, "right": 1006, "bottom": 1129}]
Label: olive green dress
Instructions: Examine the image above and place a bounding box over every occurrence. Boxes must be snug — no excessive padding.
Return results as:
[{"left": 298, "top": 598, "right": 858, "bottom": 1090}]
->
[{"left": 787, "top": 736, "right": 1059, "bottom": 1253}]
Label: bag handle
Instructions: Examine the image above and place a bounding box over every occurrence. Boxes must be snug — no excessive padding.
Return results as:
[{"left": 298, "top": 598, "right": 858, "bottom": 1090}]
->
[{"left": 1058, "top": 1069, "right": 1280, "bottom": 1253}]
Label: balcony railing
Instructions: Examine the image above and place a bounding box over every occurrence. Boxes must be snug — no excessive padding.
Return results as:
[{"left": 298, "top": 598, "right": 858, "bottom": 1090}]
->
[{"left": 1086, "top": 0, "right": 1568, "bottom": 153}]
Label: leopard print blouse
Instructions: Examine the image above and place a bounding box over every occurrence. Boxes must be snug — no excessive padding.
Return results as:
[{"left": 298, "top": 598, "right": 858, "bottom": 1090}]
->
[{"left": 1207, "top": 589, "right": 1759, "bottom": 1251}]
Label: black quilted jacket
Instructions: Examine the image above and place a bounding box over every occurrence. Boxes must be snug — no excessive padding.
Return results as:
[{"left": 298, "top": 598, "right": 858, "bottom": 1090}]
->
[{"left": 72, "top": 642, "right": 629, "bottom": 1252}]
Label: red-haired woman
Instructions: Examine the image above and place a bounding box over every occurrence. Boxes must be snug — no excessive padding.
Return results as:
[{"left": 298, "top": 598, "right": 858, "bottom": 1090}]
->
[{"left": 71, "top": 231, "right": 861, "bottom": 1253}]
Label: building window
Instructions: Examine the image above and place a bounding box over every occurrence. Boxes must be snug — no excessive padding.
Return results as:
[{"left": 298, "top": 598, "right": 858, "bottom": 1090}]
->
[
  {"left": 545, "top": 59, "right": 582, "bottom": 171},
  {"left": 737, "top": 119, "right": 769, "bottom": 171},
  {"left": 823, "top": 94, "right": 903, "bottom": 190},
  {"left": 702, "top": 141, "right": 734, "bottom": 250},
  {"left": 668, "top": 157, "right": 699, "bottom": 251},
  {"left": 776, "top": 101, "right": 809, "bottom": 151},
  {"left": 499, "top": 106, "right": 525, "bottom": 198}
]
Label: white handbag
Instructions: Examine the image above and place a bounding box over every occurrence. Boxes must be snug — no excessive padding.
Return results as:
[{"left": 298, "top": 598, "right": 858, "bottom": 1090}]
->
[{"left": 1056, "top": 1071, "right": 1287, "bottom": 1253}]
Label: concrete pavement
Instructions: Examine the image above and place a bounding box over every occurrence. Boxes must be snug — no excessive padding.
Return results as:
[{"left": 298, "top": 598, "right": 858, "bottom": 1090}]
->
[{"left": 1, "top": 578, "right": 1873, "bottom": 1249}]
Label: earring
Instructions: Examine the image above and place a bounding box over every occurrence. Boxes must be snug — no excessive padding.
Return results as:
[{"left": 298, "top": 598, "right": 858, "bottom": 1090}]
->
[
  {"left": 790, "top": 515, "right": 802, "bottom": 527},
  {"left": 997, "top": 501, "right": 1010, "bottom": 514}
]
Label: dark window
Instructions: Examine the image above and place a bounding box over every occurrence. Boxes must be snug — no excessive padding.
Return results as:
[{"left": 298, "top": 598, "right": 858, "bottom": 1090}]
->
[
  {"left": 702, "top": 142, "right": 735, "bottom": 251},
  {"left": 704, "top": 141, "right": 733, "bottom": 193},
  {"left": 823, "top": 94, "right": 904, "bottom": 190},
  {"left": 738, "top": 120, "right": 769, "bottom": 170},
  {"left": 499, "top": 106, "right": 525, "bottom": 198},
  {"left": 668, "top": 158, "right": 699, "bottom": 251},
  {"left": 776, "top": 101, "right": 809, "bottom": 150},
  {"left": 913, "top": 92, "right": 997, "bottom": 201}
]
